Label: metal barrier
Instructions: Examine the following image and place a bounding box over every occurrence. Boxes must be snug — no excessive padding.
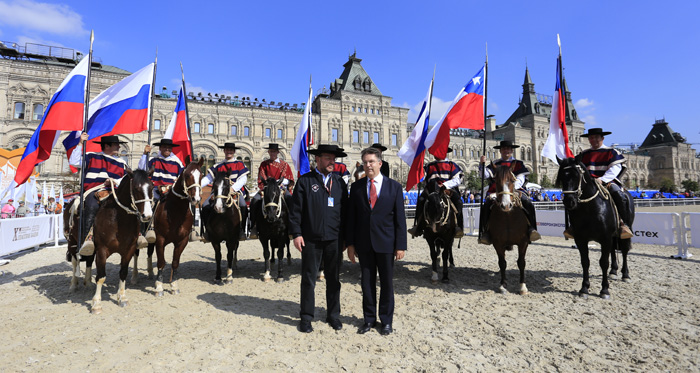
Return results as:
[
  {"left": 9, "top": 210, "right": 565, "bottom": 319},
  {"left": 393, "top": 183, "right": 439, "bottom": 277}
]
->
[
  {"left": 678, "top": 212, "right": 700, "bottom": 259},
  {"left": 0, "top": 214, "right": 64, "bottom": 257}
]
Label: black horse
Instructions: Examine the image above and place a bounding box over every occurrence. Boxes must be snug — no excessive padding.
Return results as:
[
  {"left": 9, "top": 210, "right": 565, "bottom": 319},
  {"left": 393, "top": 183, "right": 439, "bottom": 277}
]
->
[
  {"left": 556, "top": 157, "right": 634, "bottom": 299},
  {"left": 201, "top": 170, "right": 242, "bottom": 284},
  {"left": 255, "top": 177, "right": 291, "bottom": 282},
  {"left": 423, "top": 179, "right": 458, "bottom": 284}
]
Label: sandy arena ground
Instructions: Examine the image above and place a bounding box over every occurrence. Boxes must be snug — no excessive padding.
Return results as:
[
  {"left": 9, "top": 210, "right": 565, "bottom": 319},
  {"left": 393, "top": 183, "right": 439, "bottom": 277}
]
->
[{"left": 0, "top": 206, "right": 699, "bottom": 371}]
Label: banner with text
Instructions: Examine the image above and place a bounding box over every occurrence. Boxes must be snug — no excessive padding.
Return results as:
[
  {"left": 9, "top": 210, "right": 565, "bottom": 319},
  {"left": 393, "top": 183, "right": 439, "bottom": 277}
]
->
[{"left": 0, "top": 215, "right": 63, "bottom": 256}]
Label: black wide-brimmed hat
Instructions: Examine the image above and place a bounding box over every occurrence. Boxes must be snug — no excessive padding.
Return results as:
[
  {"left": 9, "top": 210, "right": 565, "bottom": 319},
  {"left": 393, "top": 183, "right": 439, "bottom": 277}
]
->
[
  {"left": 218, "top": 142, "right": 238, "bottom": 150},
  {"left": 581, "top": 128, "right": 612, "bottom": 137},
  {"left": 308, "top": 144, "right": 347, "bottom": 158},
  {"left": 264, "top": 143, "right": 283, "bottom": 151},
  {"left": 370, "top": 143, "right": 387, "bottom": 151},
  {"left": 152, "top": 138, "right": 180, "bottom": 147},
  {"left": 493, "top": 140, "right": 520, "bottom": 149},
  {"left": 447, "top": 147, "right": 453, "bottom": 153},
  {"left": 94, "top": 135, "right": 127, "bottom": 145}
]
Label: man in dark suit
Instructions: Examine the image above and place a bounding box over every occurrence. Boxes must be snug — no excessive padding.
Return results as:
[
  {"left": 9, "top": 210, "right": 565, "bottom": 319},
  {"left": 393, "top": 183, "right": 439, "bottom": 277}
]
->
[
  {"left": 346, "top": 146, "right": 407, "bottom": 336},
  {"left": 370, "top": 143, "right": 390, "bottom": 177},
  {"left": 289, "top": 144, "right": 348, "bottom": 333}
]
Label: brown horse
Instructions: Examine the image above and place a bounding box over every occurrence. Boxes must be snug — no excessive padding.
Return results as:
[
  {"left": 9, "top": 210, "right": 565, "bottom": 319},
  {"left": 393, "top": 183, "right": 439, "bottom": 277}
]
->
[
  {"left": 353, "top": 161, "right": 366, "bottom": 182},
  {"left": 131, "top": 159, "right": 203, "bottom": 296},
  {"left": 89, "top": 169, "right": 154, "bottom": 314},
  {"left": 63, "top": 201, "right": 95, "bottom": 291},
  {"left": 486, "top": 163, "right": 531, "bottom": 295}
]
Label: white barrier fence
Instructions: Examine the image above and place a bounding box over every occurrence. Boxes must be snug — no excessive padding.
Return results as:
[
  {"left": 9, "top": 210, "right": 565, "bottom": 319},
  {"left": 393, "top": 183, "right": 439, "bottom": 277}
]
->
[
  {"left": 464, "top": 208, "right": 697, "bottom": 259},
  {"left": 0, "top": 214, "right": 64, "bottom": 257}
]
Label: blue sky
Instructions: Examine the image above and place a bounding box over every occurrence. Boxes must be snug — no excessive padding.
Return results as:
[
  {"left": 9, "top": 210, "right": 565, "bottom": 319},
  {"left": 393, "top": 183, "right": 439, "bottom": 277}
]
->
[{"left": 1, "top": 0, "right": 699, "bottom": 148}]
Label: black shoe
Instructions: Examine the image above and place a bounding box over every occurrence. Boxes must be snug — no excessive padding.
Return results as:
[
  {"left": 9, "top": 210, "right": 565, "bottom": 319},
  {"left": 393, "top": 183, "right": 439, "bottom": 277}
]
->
[
  {"left": 299, "top": 320, "right": 313, "bottom": 333},
  {"left": 379, "top": 323, "right": 393, "bottom": 336},
  {"left": 327, "top": 318, "right": 342, "bottom": 331},
  {"left": 357, "top": 322, "right": 376, "bottom": 334}
]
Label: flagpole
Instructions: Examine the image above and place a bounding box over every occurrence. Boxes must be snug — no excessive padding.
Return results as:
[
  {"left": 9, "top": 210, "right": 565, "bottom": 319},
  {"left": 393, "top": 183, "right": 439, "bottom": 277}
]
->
[
  {"left": 180, "top": 62, "right": 194, "bottom": 161},
  {"left": 147, "top": 48, "right": 158, "bottom": 145},
  {"left": 558, "top": 34, "right": 570, "bottom": 234},
  {"left": 418, "top": 66, "right": 436, "bottom": 197},
  {"left": 77, "top": 30, "right": 94, "bottom": 249},
  {"left": 307, "top": 74, "right": 312, "bottom": 166},
  {"left": 478, "top": 43, "right": 488, "bottom": 239}
]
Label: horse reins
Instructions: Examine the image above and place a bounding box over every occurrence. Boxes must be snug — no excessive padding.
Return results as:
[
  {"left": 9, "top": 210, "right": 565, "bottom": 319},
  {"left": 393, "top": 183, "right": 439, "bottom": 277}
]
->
[
  {"left": 561, "top": 164, "right": 609, "bottom": 203},
  {"left": 424, "top": 192, "right": 452, "bottom": 226},
  {"left": 171, "top": 171, "right": 201, "bottom": 201},
  {"left": 107, "top": 178, "right": 153, "bottom": 222},
  {"left": 262, "top": 187, "right": 284, "bottom": 219}
]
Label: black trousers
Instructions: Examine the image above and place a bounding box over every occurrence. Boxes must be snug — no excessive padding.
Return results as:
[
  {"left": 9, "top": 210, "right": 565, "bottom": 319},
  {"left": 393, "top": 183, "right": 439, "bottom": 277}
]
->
[
  {"left": 300, "top": 239, "right": 341, "bottom": 322},
  {"left": 358, "top": 249, "right": 395, "bottom": 325},
  {"left": 81, "top": 190, "right": 100, "bottom": 242}
]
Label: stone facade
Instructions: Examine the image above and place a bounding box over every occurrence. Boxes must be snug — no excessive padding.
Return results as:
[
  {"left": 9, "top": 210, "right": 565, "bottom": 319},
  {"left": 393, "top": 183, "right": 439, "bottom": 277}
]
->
[{"left": 1, "top": 48, "right": 698, "bottom": 193}]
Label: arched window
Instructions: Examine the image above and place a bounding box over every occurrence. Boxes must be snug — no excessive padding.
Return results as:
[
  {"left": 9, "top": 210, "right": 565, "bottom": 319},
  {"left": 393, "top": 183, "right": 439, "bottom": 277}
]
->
[
  {"left": 14, "top": 102, "right": 25, "bottom": 119},
  {"left": 265, "top": 128, "right": 271, "bottom": 138},
  {"left": 231, "top": 125, "right": 237, "bottom": 136},
  {"left": 32, "top": 103, "right": 44, "bottom": 120},
  {"left": 277, "top": 129, "right": 283, "bottom": 139},
  {"left": 194, "top": 122, "right": 201, "bottom": 132},
  {"left": 244, "top": 126, "right": 250, "bottom": 136},
  {"left": 207, "top": 123, "right": 214, "bottom": 134},
  {"left": 154, "top": 119, "right": 160, "bottom": 130}
]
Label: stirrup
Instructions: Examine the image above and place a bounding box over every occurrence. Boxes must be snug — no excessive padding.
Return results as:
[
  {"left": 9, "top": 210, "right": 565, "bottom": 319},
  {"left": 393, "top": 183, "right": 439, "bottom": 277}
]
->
[
  {"left": 563, "top": 228, "right": 574, "bottom": 240},
  {"left": 529, "top": 229, "right": 541, "bottom": 242},
  {"left": 249, "top": 227, "right": 259, "bottom": 240},
  {"left": 478, "top": 232, "right": 491, "bottom": 245},
  {"left": 454, "top": 228, "right": 464, "bottom": 238},
  {"left": 407, "top": 226, "right": 422, "bottom": 238},
  {"left": 619, "top": 225, "right": 633, "bottom": 239},
  {"left": 137, "top": 235, "right": 148, "bottom": 249},
  {"left": 145, "top": 229, "right": 156, "bottom": 244},
  {"left": 79, "top": 235, "right": 95, "bottom": 256}
]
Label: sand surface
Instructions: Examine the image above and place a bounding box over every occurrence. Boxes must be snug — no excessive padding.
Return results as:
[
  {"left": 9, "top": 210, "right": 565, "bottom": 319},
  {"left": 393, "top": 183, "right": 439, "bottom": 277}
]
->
[{"left": 1, "top": 206, "right": 699, "bottom": 371}]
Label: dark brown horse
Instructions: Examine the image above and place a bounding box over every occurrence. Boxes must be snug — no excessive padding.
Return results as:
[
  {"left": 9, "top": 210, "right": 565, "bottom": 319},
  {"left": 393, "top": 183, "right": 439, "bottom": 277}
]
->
[
  {"left": 423, "top": 179, "right": 458, "bottom": 284},
  {"left": 131, "top": 158, "right": 204, "bottom": 296},
  {"left": 202, "top": 170, "right": 242, "bottom": 284},
  {"left": 88, "top": 169, "right": 154, "bottom": 314},
  {"left": 486, "top": 163, "right": 531, "bottom": 295},
  {"left": 63, "top": 200, "right": 95, "bottom": 291},
  {"left": 556, "top": 157, "right": 634, "bottom": 299},
  {"left": 256, "top": 177, "right": 291, "bottom": 282}
]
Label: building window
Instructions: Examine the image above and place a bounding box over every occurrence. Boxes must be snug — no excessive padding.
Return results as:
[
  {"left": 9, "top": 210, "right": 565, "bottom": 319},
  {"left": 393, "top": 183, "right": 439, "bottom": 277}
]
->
[
  {"left": 371, "top": 109, "right": 374, "bottom": 115},
  {"left": 391, "top": 133, "right": 397, "bottom": 146},
  {"left": 194, "top": 122, "right": 201, "bottom": 132},
  {"left": 363, "top": 131, "right": 369, "bottom": 143},
  {"left": 373, "top": 132, "right": 379, "bottom": 143},
  {"left": 14, "top": 102, "right": 25, "bottom": 119},
  {"left": 353, "top": 130, "right": 359, "bottom": 143},
  {"left": 153, "top": 119, "right": 160, "bottom": 130},
  {"left": 120, "top": 150, "right": 129, "bottom": 164},
  {"left": 352, "top": 106, "right": 355, "bottom": 112},
  {"left": 207, "top": 123, "right": 214, "bottom": 134},
  {"left": 277, "top": 129, "right": 283, "bottom": 139},
  {"left": 32, "top": 104, "right": 44, "bottom": 120},
  {"left": 231, "top": 125, "right": 237, "bottom": 136},
  {"left": 244, "top": 126, "right": 250, "bottom": 136},
  {"left": 331, "top": 128, "right": 338, "bottom": 142},
  {"left": 470, "top": 150, "right": 474, "bottom": 158},
  {"left": 265, "top": 128, "right": 271, "bottom": 138},
  {"left": 365, "top": 108, "right": 368, "bottom": 113}
]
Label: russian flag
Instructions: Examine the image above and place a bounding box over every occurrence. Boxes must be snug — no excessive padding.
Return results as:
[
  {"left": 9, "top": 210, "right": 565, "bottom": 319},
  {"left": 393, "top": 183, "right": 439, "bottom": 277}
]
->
[
  {"left": 291, "top": 83, "right": 312, "bottom": 176},
  {"left": 398, "top": 77, "right": 433, "bottom": 191},
  {"left": 13, "top": 56, "right": 90, "bottom": 185},
  {"left": 541, "top": 56, "right": 574, "bottom": 162},
  {"left": 426, "top": 65, "right": 485, "bottom": 159},
  {"left": 64, "top": 62, "right": 154, "bottom": 154},
  {"left": 163, "top": 86, "right": 193, "bottom": 164}
]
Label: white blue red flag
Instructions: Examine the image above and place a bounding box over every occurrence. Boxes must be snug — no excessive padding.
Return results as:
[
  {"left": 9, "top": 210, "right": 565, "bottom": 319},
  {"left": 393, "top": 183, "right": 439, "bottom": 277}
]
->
[
  {"left": 163, "top": 86, "right": 193, "bottom": 164},
  {"left": 13, "top": 56, "right": 90, "bottom": 185},
  {"left": 398, "top": 77, "right": 433, "bottom": 191},
  {"left": 541, "top": 56, "right": 574, "bottom": 162},
  {"left": 427, "top": 65, "right": 485, "bottom": 159},
  {"left": 64, "top": 62, "right": 154, "bottom": 156},
  {"left": 291, "top": 83, "right": 312, "bottom": 176}
]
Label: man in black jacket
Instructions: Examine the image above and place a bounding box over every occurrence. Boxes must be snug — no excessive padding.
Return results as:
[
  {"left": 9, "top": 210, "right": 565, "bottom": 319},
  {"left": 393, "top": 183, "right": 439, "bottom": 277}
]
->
[{"left": 289, "top": 144, "right": 348, "bottom": 333}]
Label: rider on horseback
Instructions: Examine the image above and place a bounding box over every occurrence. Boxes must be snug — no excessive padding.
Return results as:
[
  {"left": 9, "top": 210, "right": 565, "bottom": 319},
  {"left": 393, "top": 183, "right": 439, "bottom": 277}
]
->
[
  {"left": 200, "top": 142, "right": 249, "bottom": 241},
  {"left": 332, "top": 160, "right": 351, "bottom": 184},
  {"left": 138, "top": 138, "right": 184, "bottom": 240},
  {"left": 563, "top": 128, "right": 633, "bottom": 240},
  {"left": 477, "top": 140, "right": 540, "bottom": 245},
  {"left": 249, "top": 143, "right": 294, "bottom": 239},
  {"left": 407, "top": 147, "right": 464, "bottom": 239},
  {"left": 68, "top": 133, "right": 129, "bottom": 256}
]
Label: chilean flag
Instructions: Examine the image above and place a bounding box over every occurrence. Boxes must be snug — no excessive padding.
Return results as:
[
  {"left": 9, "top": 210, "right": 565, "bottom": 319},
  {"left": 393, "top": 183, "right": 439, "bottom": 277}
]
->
[
  {"left": 291, "top": 83, "right": 312, "bottom": 176},
  {"left": 427, "top": 65, "right": 485, "bottom": 159},
  {"left": 64, "top": 62, "right": 154, "bottom": 156},
  {"left": 398, "top": 77, "right": 433, "bottom": 191},
  {"left": 14, "top": 56, "right": 90, "bottom": 185},
  {"left": 163, "top": 86, "right": 193, "bottom": 164},
  {"left": 541, "top": 56, "right": 574, "bottom": 162}
]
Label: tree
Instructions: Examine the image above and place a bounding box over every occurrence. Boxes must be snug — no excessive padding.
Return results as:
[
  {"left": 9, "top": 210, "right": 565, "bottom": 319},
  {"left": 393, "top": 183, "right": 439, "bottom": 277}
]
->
[
  {"left": 464, "top": 170, "right": 481, "bottom": 192},
  {"left": 681, "top": 179, "right": 699, "bottom": 192},
  {"left": 657, "top": 177, "right": 676, "bottom": 193},
  {"left": 540, "top": 173, "right": 554, "bottom": 189}
]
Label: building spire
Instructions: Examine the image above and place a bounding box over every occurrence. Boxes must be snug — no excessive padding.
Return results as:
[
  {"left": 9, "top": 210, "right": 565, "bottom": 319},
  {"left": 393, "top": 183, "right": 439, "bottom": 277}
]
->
[{"left": 523, "top": 66, "right": 534, "bottom": 93}]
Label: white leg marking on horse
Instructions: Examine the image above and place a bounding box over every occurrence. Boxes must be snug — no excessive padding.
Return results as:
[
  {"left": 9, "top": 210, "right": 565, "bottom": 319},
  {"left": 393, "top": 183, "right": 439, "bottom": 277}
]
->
[
  {"left": 264, "top": 270, "right": 272, "bottom": 282},
  {"left": 155, "top": 280, "right": 164, "bottom": 296},
  {"left": 70, "top": 258, "right": 79, "bottom": 291},
  {"left": 91, "top": 277, "right": 106, "bottom": 314},
  {"left": 431, "top": 271, "right": 438, "bottom": 282},
  {"left": 519, "top": 283, "right": 529, "bottom": 295},
  {"left": 117, "top": 279, "right": 128, "bottom": 307},
  {"left": 171, "top": 279, "right": 180, "bottom": 294},
  {"left": 499, "top": 285, "right": 508, "bottom": 294}
]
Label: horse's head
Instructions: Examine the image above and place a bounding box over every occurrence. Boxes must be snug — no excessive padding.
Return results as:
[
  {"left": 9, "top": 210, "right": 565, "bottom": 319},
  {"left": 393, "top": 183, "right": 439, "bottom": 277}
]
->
[
  {"left": 211, "top": 170, "right": 232, "bottom": 213},
  {"left": 181, "top": 157, "right": 204, "bottom": 206},
  {"left": 556, "top": 157, "right": 590, "bottom": 210},
  {"left": 354, "top": 161, "right": 366, "bottom": 181},
  {"left": 129, "top": 168, "right": 155, "bottom": 222},
  {"left": 493, "top": 163, "right": 517, "bottom": 211},
  {"left": 261, "top": 177, "right": 284, "bottom": 223},
  {"left": 424, "top": 181, "right": 449, "bottom": 233}
]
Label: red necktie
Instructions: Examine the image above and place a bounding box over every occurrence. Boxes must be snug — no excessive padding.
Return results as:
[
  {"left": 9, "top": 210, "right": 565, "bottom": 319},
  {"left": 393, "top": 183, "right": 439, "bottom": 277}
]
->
[{"left": 369, "top": 179, "right": 377, "bottom": 209}]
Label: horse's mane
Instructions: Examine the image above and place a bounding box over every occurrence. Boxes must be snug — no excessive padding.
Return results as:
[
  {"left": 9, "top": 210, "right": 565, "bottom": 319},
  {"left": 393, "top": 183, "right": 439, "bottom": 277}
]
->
[
  {"left": 131, "top": 169, "right": 150, "bottom": 186},
  {"left": 425, "top": 178, "right": 441, "bottom": 194}
]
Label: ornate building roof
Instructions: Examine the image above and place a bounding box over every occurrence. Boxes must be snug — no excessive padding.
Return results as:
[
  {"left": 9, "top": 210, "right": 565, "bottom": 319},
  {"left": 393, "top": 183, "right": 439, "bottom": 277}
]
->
[
  {"left": 329, "top": 52, "right": 382, "bottom": 98},
  {"left": 640, "top": 119, "right": 687, "bottom": 148}
]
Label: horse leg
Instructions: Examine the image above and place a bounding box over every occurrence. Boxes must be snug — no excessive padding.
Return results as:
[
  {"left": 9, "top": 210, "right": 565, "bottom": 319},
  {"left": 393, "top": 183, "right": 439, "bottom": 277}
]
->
[
  {"left": 91, "top": 253, "right": 107, "bottom": 314},
  {"left": 69, "top": 256, "right": 80, "bottom": 291},
  {"left": 170, "top": 240, "right": 187, "bottom": 294},
  {"left": 213, "top": 242, "right": 223, "bottom": 284},
  {"left": 620, "top": 238, "right": 631, "bottom": 282},
  {"left": 286, "top": 240, "right": 292, "bottom": 265},
  {"left": 609, "top": 237, "right": 619, "bottom": 280},
  {"left": 449, "top": 250, "right": 455, "bottom": 268},
  {"left": 262, "top": 239, "right": 272, "bottom": 282},
  {"left": 517, "top": 243, "right": 529, "bottom": 295},
  {"left": 441, "top": 241, "right": 451, "bottom": 284},
  {"left": 599, "top": 240, "right": 612, "bottom": 300},
  {"left": 575, "top": 238, "right": 591, "bottom": 299},
  {"left": 84, "top": 257, "right": 93, "bottom": 288},
  {"left": 147, "top": 243, "right": 155, "bottom": 279},
  {"left": 117, "top": 257, "right": 130, "bottom": 307},
  {"left": 276, "top": 241, "right": 285, "bottom": 283},
  {"left": 154, "top": 240, "right": 167, "bottom": 296},
  {"left": 131, "top": 248, "right": 140, "bottom": 285},
  {"left": 225, "top": 242, "right": 234, "bottom": 284},
  {"left": 428, "top": 240, "right": 439, "bottom": 284},
  {"left": 496, "top": 247, "right": 508, "bottom": 294}
]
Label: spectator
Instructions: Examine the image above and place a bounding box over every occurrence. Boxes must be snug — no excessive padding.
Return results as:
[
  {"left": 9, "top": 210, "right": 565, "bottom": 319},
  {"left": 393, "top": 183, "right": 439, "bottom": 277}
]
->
[
  {"left": 1, "top": 199, "right": 16, "bottom": 219},
  {"left": 16, "top": 201, "right": 29, "bottom": 218}
]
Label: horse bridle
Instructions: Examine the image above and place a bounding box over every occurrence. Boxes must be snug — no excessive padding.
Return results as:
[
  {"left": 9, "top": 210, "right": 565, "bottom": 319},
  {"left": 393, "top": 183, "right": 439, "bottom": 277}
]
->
[
  {"left": 262, "top": 186, "right": 284, "bottom": 219},
  {"left": 107, "top": 178, "right": 154, "bottom": 222},
  {"left": 213, "top": 178, "right": 236, "bottom": 208},
  {"left": 494, "top": 170, "right": 522, "bottom": 208},
  {"left": 560, "top": 164, "right": 607, "bottom": 204},
  {"left": 424, "top": 191, "right": 451, "bottom": 226},
  {"left": 171, "top": 171, "right": 201, "bottom": 201}
]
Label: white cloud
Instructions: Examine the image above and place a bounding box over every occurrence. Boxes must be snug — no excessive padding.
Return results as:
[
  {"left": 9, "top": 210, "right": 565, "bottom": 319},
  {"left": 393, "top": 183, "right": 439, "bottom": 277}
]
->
[
  {"left": 0, "top": 0, "right": 87, "bottom": 36},
  {"left": 581, "top": 115, "right": 597, "bottom": 125},
  {"left": 407, "top": 96, "right": 451, "bottom": 125},
  {"left": 575, "top": 98, "right": 594, "bottom": 108}
]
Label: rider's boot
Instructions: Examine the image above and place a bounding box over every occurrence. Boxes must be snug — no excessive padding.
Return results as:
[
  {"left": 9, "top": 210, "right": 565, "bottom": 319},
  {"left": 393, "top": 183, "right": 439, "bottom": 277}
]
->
[
  {"left": 477, "top": 199, "right": 492, "bottom": 245},
  {"left": 563, "top": 227, "right": 574, "bottom": 240},
  {"left": 521, "top": 196, "right": 541, "bottom": 242},
  {"left": 408, "top": 198, "right": 426, "bottom": 238},
  {"left": 454, "top": 210, "right": 464, "bottom": 238},
  {"left": 619, "top": 222, "right": 633, "bottom": 239}
]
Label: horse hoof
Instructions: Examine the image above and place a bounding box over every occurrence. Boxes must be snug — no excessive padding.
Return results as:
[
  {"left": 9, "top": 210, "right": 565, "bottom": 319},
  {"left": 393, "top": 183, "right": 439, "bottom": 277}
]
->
[
  {"left": 275, "top": 277, "right": 285, "bottom": 283},
  {"left": 156, "top": 291, "right": 164, "bottom": 297},
  {"left": 119, "top": 300, "right": 129, "bottom": 308},
  {"left": 600, "top": 293, "right": 611, "bottom": 300},
  {"left": 622, "top": 277, "right": 632, "bottom": 283},
  {"left": 441, "top": 278, "right": 450, "bottom": 284},
  {"left": 499, "top": 286, "right": 508, "bottom": 294},
  {"left": 263, "top": 277, "right": 272, "bottom": 283},
  {"left": 519, "top": 290, "right": 529, "bottom": 295},
  {"left": 224, "top": 278, "right": 233, "bottom": 285},
  {"left": 91, "top": 307, "right": 102, "bottom": 315},
  {"left": 609, "top": 273, "right": 618, "bottom": 280},
  {"left": 431, "top": 279, "right": 439, "bottom": 285},
  {"left": 287, "top": 259, "right": 292, "bottom": 266},
  {"left": 173, "top": 289, "right": 180, "bottom": 295},
  {"left": 579, "top": 292, "right": 588, "bottom": 299}
]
